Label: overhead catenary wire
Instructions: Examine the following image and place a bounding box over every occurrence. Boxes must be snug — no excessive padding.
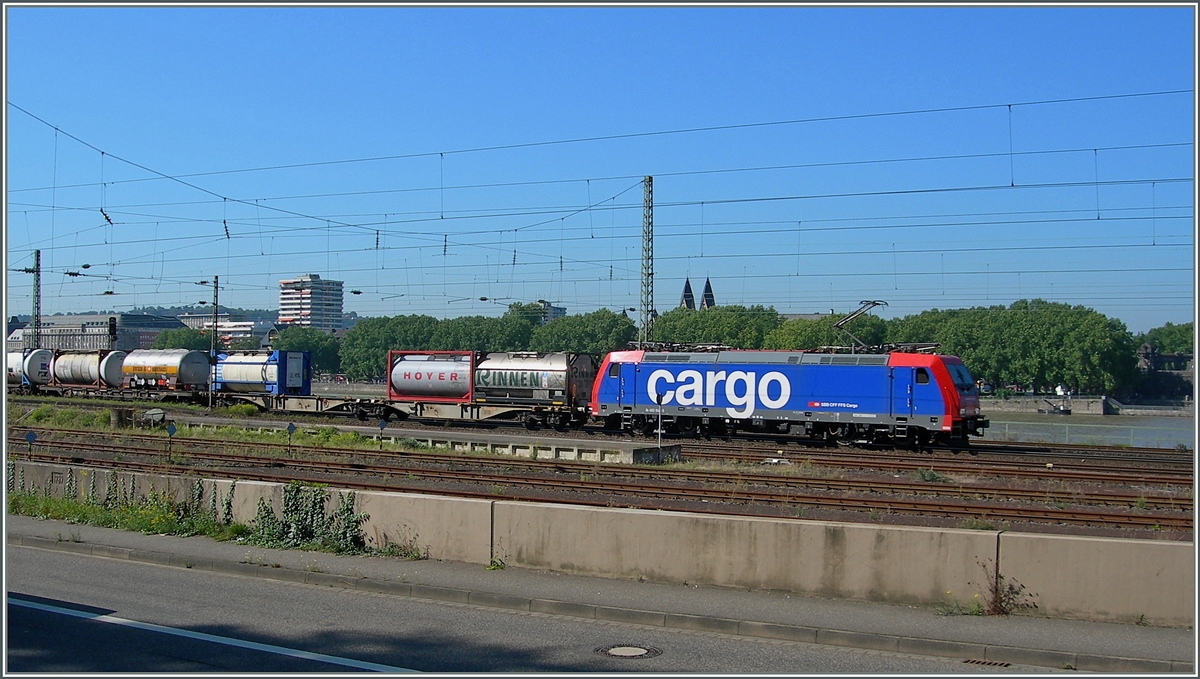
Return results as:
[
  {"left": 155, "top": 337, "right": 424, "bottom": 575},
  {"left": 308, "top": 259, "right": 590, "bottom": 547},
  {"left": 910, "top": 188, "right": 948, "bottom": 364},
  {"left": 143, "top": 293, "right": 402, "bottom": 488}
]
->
[
  {"left": 7, "top": 90, "right": 1192, "bottom": 322},
  {"left": 7, "top": 88, "right": 1190, "bottom": 193}
]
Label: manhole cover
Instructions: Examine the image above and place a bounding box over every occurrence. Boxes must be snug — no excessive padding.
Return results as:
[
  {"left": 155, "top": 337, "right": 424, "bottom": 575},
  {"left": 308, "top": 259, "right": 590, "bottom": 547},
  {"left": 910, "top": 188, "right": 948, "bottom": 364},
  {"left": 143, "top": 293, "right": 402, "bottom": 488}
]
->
[{"left": 595, "top": 644, "right": 663, "bottom": 659}]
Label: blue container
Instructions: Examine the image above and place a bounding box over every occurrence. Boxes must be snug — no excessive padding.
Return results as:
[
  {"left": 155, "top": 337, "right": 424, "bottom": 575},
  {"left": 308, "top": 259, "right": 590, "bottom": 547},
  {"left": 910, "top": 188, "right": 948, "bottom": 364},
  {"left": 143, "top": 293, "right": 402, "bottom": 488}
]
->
[{"left": 214, "top": 350, "right": 311, "bottom": 396}]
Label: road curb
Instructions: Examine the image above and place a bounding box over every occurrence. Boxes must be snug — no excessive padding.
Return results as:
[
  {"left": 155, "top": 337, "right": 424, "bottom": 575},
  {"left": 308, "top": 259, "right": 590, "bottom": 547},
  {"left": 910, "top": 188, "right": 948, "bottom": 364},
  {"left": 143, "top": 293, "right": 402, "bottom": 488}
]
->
[{"left": 8, "top": 534, "right": 1192, "bottom": 673}]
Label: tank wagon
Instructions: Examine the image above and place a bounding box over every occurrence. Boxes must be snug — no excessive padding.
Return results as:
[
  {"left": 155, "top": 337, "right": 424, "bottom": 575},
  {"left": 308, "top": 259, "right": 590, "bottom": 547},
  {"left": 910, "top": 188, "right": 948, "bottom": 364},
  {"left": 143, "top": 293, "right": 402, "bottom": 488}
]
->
[
  {"left": 7, "top": 348, "right": 316, "bottom": 406},
  {"left": 591, "top": 349, "right": 988, "bottom": 445},
  {"left": 214, "top": 351, "right": 311, "bottom": 396},
  {"left": 386, "top": 350, "right": 596, "bottom": 429},
  {"left": 6, "top": 349, "right": 54, "bottom": 388},
  {"left": 53, "top": 350, "right": 128, "bottom": 388},
  {"left": 122, "top": 349, "right": 211, "bottom": 392}
]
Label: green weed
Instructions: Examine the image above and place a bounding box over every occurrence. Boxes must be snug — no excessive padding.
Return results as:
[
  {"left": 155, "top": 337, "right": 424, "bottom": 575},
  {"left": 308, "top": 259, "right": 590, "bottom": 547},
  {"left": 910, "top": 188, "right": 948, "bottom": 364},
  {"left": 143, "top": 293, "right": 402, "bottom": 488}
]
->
[
  {"left": 374, "top": 534, "right": 429, "bottom": 560},
  {"left": 972, "top": 558, "right": 1038, "bottom": 615},
  {"left": 8, "top": 485, "right": 246, "bottom": 541},
  {"left": 242, "top": 481, "right": 369, "bottom": 554},
  {"left": 962, "top": 517, "right": 995, "bottom": 531},
  {"left": 915, "top": 468, "right": 952, "bottom": 483},
  {"left": 934, "top": 591, "right": 984, "bottom": 616}
]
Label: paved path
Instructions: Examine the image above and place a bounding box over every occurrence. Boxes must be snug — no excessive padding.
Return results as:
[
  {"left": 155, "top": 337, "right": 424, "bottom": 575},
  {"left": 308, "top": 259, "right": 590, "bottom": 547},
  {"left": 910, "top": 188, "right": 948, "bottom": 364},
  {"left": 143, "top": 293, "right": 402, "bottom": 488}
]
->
[{"left": 6, "top": 515, "right": 1193, "bottom": 673}]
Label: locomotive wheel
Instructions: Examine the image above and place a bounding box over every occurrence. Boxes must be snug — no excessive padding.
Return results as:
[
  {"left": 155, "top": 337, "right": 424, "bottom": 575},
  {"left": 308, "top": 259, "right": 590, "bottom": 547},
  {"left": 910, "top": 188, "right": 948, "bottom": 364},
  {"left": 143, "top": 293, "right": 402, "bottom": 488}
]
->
[
  {"left": 912, "top": 430, "right": 930, "bottom": 453},
  {"left": 675, "top": 417, "right": 698, "bottom": 437},
  {"left": 629, "top": 415, "right": 647, "bottom": 435}
]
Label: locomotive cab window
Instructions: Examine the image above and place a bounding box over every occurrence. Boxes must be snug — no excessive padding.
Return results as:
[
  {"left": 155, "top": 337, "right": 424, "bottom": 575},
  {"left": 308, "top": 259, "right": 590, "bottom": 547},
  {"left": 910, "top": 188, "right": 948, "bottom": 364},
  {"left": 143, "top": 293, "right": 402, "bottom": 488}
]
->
[
  {"left": 608, "top": 363, "right": 620, "bottom": 378},
  {"left": 915, "top": 368, "right": 930, "bottom": 385}
]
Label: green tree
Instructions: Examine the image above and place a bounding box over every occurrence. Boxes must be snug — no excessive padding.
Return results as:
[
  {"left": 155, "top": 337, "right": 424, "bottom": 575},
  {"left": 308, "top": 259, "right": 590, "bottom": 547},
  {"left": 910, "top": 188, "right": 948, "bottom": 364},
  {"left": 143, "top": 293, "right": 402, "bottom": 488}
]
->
[
  {"left": 274, "top": 326, "right": 341, "bottom": 374},
  {"left": 150, "top": 327, "right": 211, "bottom": 351},
  {"left": 227, "top": 335, "right": 262, "bottom": 351},
  {"left": 650, "top": 305, "right": 781, "bottom": 348},
  {"left": 428, "top": 315, "right": 495, "bottom": 352},
  {"left": 338, "top": 315, "right": 440, "bottom": 380},
  {"left": 1138, "top": 321, "right": 1194, "bottom": 354},
  {"left": 885, "top": 300, "right": 1137, "bottom": 394},
  {"left": 764, "top": 314, "right": 886, "bottom": 350},
  {"left": 529, "top": 309, "right": 637, "bottom": 355}
]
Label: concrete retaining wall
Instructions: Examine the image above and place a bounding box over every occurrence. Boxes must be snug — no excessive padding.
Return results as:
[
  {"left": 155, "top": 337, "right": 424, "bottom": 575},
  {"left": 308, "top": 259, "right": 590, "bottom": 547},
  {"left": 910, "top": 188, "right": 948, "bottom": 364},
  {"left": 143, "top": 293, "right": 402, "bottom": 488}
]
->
[
  {"left": 981, "top": 397, "right": 1104, "bottom": 414},
  {"left": 7, "top": 460, "right": 1193, "bottom": 626},
  {"left": 999, "top": 532, "right": 1194, "bottom": 626},
  {"left": 492, "top": 502, "right": 997, "bottom": 605},
  {"left": 356, "top": 491, "right": 493, "bottom": 564}
]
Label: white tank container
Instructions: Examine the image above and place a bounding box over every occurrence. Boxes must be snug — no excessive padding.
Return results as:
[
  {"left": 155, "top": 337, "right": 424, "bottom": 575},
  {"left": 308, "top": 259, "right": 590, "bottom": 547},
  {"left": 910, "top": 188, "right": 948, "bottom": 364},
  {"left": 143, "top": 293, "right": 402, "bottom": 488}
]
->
[
  {"left": 122, "top": 349, "right": 211, "bottom": 387},
  {"left": 474, "top": 352, "right": 569, "bottom": 391},
  {"left": 52, "top": 351, "right": 127, "bottom": 387},
  {"left": 7, "top": 349, "right": 53, "bottom": 385},
  {"left": 217, "top": 352, "right": 276, "bottom": 392},
  {"left": 389, "top": 354, "right": 472, "bottom": 398},
  {"left": 6, "top": 353, "right": 22, "bottom": 385}
]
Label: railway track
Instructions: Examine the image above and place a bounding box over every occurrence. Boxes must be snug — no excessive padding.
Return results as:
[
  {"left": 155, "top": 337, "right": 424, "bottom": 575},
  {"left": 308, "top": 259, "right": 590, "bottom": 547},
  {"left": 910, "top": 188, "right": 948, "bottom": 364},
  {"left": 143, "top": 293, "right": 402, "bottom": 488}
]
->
[
  {"left": 681, "top": 442, "right": 1192, "bottom": 486},
  {"left": 9, "top": 428, "right": 1192, "bottom": 530},
  {"left": 10, "top": 395, "right": 1192, "bottom": 464}
]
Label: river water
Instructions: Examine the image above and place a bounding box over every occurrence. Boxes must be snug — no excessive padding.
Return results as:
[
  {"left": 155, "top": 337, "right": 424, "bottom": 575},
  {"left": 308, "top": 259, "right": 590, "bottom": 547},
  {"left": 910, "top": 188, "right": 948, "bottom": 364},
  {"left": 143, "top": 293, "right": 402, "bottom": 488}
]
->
[{"left": 981, "top": 411, "right": 1195, "bottom": 450}]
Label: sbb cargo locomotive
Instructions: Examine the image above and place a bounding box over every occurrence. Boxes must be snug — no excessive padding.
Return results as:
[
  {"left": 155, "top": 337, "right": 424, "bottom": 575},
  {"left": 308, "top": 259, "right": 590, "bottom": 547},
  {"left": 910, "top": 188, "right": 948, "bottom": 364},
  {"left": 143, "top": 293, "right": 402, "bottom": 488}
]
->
[{"left": 591, "top": 349, "right": 987, "bottom": 445}]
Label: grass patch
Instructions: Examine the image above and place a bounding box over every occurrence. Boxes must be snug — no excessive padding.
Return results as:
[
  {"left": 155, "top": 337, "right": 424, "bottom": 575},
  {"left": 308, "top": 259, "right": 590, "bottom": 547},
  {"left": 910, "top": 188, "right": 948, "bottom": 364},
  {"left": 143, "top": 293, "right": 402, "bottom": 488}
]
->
[
  {"left": 8, "top": 485, "right": 248, "bottom": 541},
  {"left": 961, "top": 517, "right": 995, "bottom": 530},
  {"left": 214, "top": 403, "right": 260, "bottom": 418},
  {"left": 934, "top": 591, "right": 984, "bottom": 616},
  {"left": 20, "top": 404, "right": 112, "bottom": 430},
  {"left": 8, "top": 473, "right": 423, "bottom": 561}
]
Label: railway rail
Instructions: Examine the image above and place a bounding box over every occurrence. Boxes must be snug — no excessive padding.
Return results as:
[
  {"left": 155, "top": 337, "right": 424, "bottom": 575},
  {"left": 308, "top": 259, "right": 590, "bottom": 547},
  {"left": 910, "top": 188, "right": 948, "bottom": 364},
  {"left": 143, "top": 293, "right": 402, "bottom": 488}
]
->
[
  {"left": 10, "top": 395, "right": 1191, "bottom": 466},
  {"left": 680, "top": 442, "right": 1192, "bottom": 486},
  {"left": 9, "top": 428, "right": 1192, "bottom": 530}
]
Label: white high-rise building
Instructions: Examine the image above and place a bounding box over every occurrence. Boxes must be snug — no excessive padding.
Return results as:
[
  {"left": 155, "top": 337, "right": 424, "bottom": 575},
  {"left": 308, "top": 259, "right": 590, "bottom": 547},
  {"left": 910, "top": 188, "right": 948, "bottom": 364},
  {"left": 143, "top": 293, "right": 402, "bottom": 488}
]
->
[{"left": 278, "top": 274, "right": 344, "bottom": 331}]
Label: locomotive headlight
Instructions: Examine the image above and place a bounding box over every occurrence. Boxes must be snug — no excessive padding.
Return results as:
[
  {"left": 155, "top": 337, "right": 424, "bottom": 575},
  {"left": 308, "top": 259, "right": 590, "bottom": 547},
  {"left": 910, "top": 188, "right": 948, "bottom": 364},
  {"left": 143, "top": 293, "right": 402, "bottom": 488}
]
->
[{"left": 959, "top": 408, "right": 966, "bottom": 416}]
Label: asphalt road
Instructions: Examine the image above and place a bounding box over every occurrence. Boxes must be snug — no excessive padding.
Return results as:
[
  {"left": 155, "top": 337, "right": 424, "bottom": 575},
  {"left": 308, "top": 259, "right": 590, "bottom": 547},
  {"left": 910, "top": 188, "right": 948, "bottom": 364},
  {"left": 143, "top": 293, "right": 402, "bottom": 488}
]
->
[{"left": 5, "top": 546, "right": 1037, "bottom": 673}]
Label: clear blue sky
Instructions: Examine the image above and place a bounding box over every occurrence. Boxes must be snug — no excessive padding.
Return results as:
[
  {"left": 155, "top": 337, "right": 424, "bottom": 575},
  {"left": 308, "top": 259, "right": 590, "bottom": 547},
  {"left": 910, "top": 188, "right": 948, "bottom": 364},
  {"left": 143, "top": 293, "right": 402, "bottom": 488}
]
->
[{"left": 4, "top": 5, "right": 1194, "bottom": 333}]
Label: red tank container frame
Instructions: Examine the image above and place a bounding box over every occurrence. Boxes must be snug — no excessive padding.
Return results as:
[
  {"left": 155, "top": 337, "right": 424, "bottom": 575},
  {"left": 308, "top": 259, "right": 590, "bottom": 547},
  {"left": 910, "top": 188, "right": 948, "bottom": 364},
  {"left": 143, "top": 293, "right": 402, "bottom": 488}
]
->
[{"left": 385, "top": 350, "right": 475, "bottom": 404}]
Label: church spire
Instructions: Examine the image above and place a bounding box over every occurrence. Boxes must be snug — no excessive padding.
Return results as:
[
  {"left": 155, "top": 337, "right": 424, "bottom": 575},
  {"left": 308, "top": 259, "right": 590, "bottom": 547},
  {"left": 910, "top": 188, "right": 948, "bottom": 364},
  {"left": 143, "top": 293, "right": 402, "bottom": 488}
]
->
[
  {"left": 680, "top": 278, "right": 695, "bottom": 309},
  {"left": 700, "top": 278, "right": 716, "bottom": 309}
]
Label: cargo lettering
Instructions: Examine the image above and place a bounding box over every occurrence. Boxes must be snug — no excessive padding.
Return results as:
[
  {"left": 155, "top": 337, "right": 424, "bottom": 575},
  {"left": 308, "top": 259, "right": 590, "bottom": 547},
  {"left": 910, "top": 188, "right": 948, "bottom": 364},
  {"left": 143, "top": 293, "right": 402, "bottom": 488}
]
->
[{"left": 647, "top": 369, "right": 791, "bottom": 418}]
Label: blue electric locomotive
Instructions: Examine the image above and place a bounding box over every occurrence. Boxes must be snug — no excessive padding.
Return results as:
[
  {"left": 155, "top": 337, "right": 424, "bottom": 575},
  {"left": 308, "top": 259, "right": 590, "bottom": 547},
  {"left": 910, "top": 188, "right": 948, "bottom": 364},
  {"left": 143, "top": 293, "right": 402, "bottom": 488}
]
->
[{"left": 590, "top": 349, "right": 987, "bottom": 445}]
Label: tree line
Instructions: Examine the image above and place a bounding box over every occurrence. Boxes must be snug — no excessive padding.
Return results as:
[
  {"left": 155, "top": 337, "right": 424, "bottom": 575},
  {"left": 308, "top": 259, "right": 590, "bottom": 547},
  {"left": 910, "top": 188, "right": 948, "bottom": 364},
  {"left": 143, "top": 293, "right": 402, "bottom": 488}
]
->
[{"left": 152, "top": 299, "right": 1192, "bottom": 396}]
